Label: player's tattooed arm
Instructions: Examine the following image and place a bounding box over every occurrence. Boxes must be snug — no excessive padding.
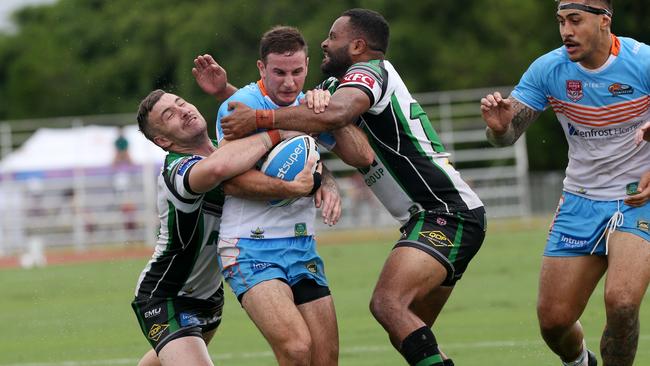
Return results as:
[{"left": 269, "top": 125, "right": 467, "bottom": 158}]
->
[{"left": 485, "top": 97, "right": 540, "bottom": 147}]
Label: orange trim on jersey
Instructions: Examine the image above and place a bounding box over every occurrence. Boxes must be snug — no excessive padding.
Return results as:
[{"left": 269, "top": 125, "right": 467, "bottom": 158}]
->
[
  {"left": 548, "top": 96, "right": 650, "bottom": 127},
  {"left": 257, "top": 79, "right": 269, "bottom": 97},
  {"left": 610, "top": 34, "right": 620, "bottom": 56},
  {"left": 549, "top": 96, "right": 650, "bottom": 118}
]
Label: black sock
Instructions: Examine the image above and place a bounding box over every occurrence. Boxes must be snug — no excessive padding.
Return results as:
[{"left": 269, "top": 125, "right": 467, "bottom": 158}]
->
[{"left": 399, "top": 326, "right": 443, "bottom": 366}]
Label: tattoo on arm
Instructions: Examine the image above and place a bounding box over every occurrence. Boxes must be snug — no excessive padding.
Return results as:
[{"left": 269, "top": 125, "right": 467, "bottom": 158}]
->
[{"left": 486, "top": 98, "right": 540, "bottom": 147}]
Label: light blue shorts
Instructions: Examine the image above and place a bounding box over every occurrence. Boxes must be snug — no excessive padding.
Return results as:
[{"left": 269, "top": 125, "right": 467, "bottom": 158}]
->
[
  {"left": 217, "top": 236, "right": 329, "bottom": 300},
  {"left": 545, "top": 192, "right": 650, "bottom": 257}
]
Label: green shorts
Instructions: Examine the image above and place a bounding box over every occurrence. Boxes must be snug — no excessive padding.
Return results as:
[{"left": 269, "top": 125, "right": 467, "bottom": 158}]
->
[
  {"left": 131, "top": 284, "right": 224, "bottom": 354},
  {"left": 395, "top": 207, "right": 487, "bottom": 286}
]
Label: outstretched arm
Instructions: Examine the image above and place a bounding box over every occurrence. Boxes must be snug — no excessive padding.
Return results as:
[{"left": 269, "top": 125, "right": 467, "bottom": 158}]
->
[
  {"left": 222, "top": 158, "right": 317, "bottom": 201},
  {"left": 221, "top": 87, "right": 371, "bottom": 139},
  {"left": 481, "top": 92, "right": 540, "bottom": 147},
  {"left": 187, "top": 130, "right": 281, "bottom": 193},
  {"left": 192, "top": 54, "right": 238, "bottom": 102}
]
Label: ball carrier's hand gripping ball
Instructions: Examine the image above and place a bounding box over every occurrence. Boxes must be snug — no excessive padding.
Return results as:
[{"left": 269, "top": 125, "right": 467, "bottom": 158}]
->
[{"left": 260, "top": 135, "right": 320, "bottom": 207}]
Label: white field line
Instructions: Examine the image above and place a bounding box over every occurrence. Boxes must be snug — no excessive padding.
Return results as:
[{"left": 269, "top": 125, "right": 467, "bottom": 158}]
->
[{"left": 2, "top": 336, "right": 649, "bottom": 366}]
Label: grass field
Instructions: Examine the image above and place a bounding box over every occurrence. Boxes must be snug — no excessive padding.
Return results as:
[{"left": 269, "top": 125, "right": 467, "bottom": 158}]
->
[{"left": 1, "top": 217, "right": 648, "bottom": 365}]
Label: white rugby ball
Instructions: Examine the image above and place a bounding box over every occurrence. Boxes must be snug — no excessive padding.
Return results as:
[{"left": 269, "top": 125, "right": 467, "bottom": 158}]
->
[{"left": 261, "top": 135, "right": 319, "bottom": 207}]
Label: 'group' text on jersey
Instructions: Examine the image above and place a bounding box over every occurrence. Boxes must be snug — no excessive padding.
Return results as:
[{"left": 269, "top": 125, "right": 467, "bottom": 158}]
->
[{"left": 512, "top": 35, "right": 650, "bottom": 200}]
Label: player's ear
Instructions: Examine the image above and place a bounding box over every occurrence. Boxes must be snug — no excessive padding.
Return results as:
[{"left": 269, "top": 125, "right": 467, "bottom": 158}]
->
[
  {"left": 153, "top": 135, "right": 172, "bottom": 151},
  {"left": 350, "top": 38, "right": 366, "bottom": 56},
  {"left": 600, "top": 15, "right": 611, "bottom": 29},
  {"left": 257, "top": 59, "right": 266, "bottom": 79}
]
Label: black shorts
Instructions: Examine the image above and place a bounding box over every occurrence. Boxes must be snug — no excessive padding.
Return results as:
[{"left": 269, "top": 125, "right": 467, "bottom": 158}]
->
[
  {"left": 131, "top": 285, "right": 224, "bottom": 354},
  {"left": 395, "top": 207, "right": 486, "bottom": 286}
]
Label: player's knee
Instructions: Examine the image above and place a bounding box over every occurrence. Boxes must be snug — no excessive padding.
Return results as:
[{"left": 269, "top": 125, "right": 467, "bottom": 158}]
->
[
  {"left": 604, "top": 292, "right": 639, "bottom": 328},
  {"left": 369, "top": 291, "right": 400, "bottom": 325},
  {"left": 278, "top": 337, "right": 312, "bottom": 364},
  {"left": 604, "top": 288, "right": 641, "bottom": 314},
  {"left": 537, "top": 302, "right": 576, "bottom": 334}
]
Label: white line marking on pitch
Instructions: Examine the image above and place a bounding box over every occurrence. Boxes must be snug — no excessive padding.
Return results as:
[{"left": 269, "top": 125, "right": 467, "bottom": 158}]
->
[{"left": 2, "top": 336, "right": 649, "bottom": 366}]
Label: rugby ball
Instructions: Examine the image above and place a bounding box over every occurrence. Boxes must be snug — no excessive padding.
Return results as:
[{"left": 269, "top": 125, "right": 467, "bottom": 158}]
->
[{"left": 261, "top": 135, "right": 319, "bottom": 207}]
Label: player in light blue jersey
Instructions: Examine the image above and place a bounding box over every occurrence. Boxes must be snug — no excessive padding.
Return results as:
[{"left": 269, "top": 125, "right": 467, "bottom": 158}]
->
[
  {"left": 208, "top": 26, "right": 363, "bottom": 366},
  {"left": 480, "top": 1, "right": 650, "bottom": 365}
]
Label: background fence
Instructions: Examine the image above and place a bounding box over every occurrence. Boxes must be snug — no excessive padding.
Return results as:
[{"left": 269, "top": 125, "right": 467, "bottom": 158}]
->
[{"left": 0, "top": 87, "right": 564, "bottom": 256}]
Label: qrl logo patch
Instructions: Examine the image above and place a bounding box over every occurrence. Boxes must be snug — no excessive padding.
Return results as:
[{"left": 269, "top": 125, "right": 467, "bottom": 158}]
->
[
  {"left": 566, "top": 80, "right": 584, "bottom": 102},
  {"left": 341, "top": 72, "right": 375, "bottom": 88}
]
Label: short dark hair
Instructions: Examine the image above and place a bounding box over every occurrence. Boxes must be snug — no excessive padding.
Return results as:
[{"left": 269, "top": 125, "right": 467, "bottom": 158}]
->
[
  {"left": 136, "top": 89, "right": 164, "bottom": 142},
  {"left": 259, "top": 26, "right": 308, "bottom": 63},
  {"left": 341, "top": 8, "right": 389, "bottom": 54},
  {"left": 592, "top": 0, "right": 613, "bottom": 12}
]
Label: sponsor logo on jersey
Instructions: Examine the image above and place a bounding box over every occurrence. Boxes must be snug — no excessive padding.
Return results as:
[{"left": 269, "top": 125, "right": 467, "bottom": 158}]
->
[
  {"left": 436, "top": 217, "right": 447, "bottom": 226},
  {"left": 179, "top": 312, "right": 201, "bottom": 327},
  {"left": 294, "top": 223, "right": 307, "bottom": 236},
  {"left": 251, "top": 261, "right": 273, "bottom": 273},
  {"left": 566, "top": 80, "right": 584, "bottom": 102},
  {"left": 637, "top": 220, "right": 649, "bottom": 233},
  {"left": 559, "top": 234, "right": 589, "bottom": 248},
  {"left": 341, "top": 72, "right": 375, "bottom": 89},
  {"left": 148, "top": 323, "right": 169, "bottom": 341},
  {"left": 608, "top": 82, "right": 634, "bottom": 96},
  {"left": 567, "top": 122, "right": 640, "bottom": 139},
  {"left": 306, "top": 261, "right": 318, "bottom": 273},
  {"left": 419, "top": 231, "right": 453, "bottom": 247},
  {"left": 177, "top": 156, "right": 202, "bottom": 176},
  {"left": 250, "top": 227, "right": 265, "bottom": 239},
  {"left": 144, "top": 307, "right": 162, "bottom": 319}
]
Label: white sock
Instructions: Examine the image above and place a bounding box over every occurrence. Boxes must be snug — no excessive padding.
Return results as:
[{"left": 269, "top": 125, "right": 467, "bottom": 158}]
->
[{"left": 562, "top": 346, "right": 588, "bottom": 366}]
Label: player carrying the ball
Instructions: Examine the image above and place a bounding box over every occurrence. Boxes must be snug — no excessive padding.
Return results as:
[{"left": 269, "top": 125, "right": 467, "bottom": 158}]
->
[{"left": 202, "top": 26, "right": 370, "bottom": 365}]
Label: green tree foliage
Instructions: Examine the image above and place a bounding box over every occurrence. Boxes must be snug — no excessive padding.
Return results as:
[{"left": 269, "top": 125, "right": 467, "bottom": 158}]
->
[{"left": 0, "top": 0, "right": 647, "bottom": 170}]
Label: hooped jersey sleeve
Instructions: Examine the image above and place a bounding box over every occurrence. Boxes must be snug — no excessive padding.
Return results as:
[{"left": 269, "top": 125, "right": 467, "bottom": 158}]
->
[
  {"left": 163, "top": 155, "right": 204, "bottom": 212},
  {"left": 337, "top": 61, "right": 388, "bottom": 114}
]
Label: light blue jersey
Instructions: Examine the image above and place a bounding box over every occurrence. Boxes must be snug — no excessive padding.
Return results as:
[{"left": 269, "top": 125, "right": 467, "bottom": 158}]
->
[
  {"left": 215, "top": 80, "right": 331, "bottom": 299},
  {"left": 512, "top": 35, "right": 650, "bottom": 200}
]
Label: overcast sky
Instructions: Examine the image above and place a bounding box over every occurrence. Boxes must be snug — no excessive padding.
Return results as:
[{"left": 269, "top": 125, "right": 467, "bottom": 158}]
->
[{"left": 0, "top": 0, "right": 57, "bottom": 31}]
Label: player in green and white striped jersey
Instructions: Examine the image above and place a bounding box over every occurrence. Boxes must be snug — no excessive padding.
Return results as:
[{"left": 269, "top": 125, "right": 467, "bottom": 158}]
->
[
  {"left": 221, "top": 9, "right": 486, "bottom": 366},
  {"left": 131, "top": 89, "right": 315, "bottom": 366}
]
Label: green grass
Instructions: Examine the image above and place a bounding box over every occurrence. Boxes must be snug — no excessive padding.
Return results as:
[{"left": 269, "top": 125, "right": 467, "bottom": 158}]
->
[{"left": 1, "top": 218, "right": 648, "bottom": 365}]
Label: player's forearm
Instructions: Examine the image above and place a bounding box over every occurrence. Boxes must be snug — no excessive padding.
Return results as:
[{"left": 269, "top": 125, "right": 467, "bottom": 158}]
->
[
  {"left": 331, "top": 125, "right": 374, "bottom": 168},
  {"left": 486, "top": 98, "right": 539, "bottom": 147},
  {"left": 190, "top": 132, "right": 278, "bottom": 193},
  {"left": 274, "top": 101, "right": 352, "bottom": 133},
  {"left": 214, "top": 83, "right": 238, "bottom": 102},
  {"left": 223, "top": 170, "right": 303, "bottom": 200},
  {"left": 486, "top": 124, "right": 518, "bottom": 147}
]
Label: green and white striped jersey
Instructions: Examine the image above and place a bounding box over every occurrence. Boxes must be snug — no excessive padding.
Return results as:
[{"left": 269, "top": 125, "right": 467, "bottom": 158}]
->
[
  {"left": 134, "top": 144, "right": 224, "bottom": 300},
  {"left": 322, "top": 60, "right": 483, "bottom": 223}
]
